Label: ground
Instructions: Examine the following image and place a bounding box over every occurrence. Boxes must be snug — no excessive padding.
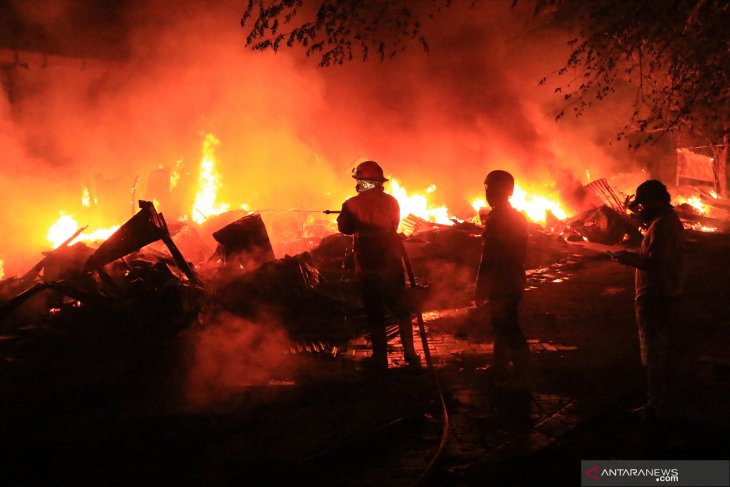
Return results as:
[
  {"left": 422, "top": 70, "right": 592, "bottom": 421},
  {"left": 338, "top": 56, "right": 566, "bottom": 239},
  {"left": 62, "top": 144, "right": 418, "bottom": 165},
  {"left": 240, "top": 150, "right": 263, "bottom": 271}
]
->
[{"left": 1, "top": 231, "right": 729, "bottom": 486}]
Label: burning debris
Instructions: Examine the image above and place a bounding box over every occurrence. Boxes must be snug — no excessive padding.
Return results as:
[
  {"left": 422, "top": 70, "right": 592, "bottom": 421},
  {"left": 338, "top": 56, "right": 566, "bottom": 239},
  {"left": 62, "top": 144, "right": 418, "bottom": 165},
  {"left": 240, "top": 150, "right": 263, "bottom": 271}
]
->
[
  {"left": 211, "top": 212, "right": 276, "bottom": 269},
  {"left": 2, "top": 147, "right": 729, "bottom": 413}
]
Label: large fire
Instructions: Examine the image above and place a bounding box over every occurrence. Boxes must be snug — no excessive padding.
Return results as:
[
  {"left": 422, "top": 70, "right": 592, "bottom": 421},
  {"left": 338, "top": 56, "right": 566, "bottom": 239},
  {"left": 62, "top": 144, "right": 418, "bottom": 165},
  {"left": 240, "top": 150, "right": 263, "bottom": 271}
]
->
[
  {"left": 32, "top": 131, "right": 724, "bottom": 275},
  {"left": 471, "top": 183, "right": 567, "bottom": 224},
  {"left": 388, "top": 178, "right": 454, "bottom": 227},
  {"left": 191, "top": 133, "right": 230, "bottom": 223}
]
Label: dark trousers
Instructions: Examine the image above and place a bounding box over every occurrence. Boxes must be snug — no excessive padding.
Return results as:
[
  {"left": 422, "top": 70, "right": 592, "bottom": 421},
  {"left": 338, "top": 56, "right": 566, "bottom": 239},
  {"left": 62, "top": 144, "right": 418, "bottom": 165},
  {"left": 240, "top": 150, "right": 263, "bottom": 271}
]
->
[
  {"left": 635, "top": 296, "right": 677, "bottom": 406},
  {"left": 490, "top": 293, "right": 529, "bottom": 370},
  {"left": 360, "top": 272, "right": 416, "bottom": 360}
]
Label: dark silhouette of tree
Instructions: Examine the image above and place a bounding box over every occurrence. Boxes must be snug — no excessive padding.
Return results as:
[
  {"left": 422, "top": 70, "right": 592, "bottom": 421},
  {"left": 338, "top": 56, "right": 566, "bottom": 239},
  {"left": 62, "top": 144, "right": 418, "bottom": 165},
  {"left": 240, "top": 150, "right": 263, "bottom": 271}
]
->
[
  {"left": 241, "top": 0, "right": 730, "bottom": 193},
  {"left": 240, "top": 1, "right": 451, "bottom": 67},
  {"left": 537, "top": 0, "right": 729, "bottom": 193},
  {"left": 537, "top": 0, "right": 728, "bottom": 152}
]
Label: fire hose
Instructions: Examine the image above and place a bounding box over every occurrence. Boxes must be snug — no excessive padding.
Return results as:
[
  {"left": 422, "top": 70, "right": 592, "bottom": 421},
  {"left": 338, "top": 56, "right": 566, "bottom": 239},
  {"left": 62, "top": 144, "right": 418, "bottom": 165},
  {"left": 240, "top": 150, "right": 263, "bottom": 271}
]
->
[
  {"left": 399, "top": 240, "right": 450, "bottom": 486},
  {"left": 265, "top": 207, "right": 450, "bottom": 481},
  {"left": 320, "top": 209, "right": 449, "bottom": 482}
]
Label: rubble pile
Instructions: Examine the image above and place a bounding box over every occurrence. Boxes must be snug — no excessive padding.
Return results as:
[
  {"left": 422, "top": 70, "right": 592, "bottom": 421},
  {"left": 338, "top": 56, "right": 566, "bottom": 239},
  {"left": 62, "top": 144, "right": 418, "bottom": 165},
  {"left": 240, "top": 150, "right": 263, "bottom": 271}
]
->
[{"left": 3, "top": 177, "right": 729, "bottom": 406}]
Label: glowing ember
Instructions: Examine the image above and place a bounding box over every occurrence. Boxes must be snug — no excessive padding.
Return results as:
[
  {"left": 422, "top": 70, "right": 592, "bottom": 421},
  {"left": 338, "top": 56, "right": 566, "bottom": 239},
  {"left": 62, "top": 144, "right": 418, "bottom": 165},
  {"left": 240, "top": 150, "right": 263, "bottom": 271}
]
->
[
  {"left": 47, "top": 213, "right": 120, "bottom": 249},
  {"left": 170, "top": 159, "right": 182, "bottom": 191},
  {"left": 192, "top": 134, "right": 229, "bottom": 223},
  {"left": 471, "top": 183, "right": 567, "bottom": 224},
  {"left": 684, "top": 222, "right": 717, "bottom": 232},
  {"left": 710, "top": 190, "right": 719, "bottom": 199},
  {"left": 388, "top": 178, "right": 453, "bottom": 228},
  {"left": 0, "top": 258, "right": 4, "bottom": 280},
  {"left": 81, "top": 187, "right": 92, "bottom": 208}
]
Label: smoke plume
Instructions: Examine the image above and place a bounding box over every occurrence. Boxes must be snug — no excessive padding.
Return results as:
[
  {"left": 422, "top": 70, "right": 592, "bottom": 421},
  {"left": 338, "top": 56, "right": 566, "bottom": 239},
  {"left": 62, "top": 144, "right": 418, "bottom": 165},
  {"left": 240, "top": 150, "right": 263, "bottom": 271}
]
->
[{"left": 0, "top": 0, "right": 642, "bottom": 274}]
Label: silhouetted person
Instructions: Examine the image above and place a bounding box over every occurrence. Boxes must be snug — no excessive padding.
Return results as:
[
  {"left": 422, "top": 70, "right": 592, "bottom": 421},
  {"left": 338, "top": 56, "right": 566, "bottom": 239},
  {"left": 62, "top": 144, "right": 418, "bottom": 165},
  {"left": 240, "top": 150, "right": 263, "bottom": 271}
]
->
[
  {"left": 611, "top": 180, "right": 683, "bottom": 416},
  {"left": 337, "top": 161, "right": 419, "bottom": 369},
  {"left": 476, "top": 170, "right": 530, "bottom": 389}
]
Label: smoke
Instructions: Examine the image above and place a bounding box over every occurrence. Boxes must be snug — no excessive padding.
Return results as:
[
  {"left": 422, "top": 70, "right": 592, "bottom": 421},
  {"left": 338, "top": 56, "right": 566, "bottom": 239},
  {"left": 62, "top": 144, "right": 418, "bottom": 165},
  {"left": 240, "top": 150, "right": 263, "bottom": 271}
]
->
[
  {"left": 0, "top": 0, "right": 643, "bottom": 274},
  {"left": 183, "top": 310, "right": 296, "bottom": 408}
]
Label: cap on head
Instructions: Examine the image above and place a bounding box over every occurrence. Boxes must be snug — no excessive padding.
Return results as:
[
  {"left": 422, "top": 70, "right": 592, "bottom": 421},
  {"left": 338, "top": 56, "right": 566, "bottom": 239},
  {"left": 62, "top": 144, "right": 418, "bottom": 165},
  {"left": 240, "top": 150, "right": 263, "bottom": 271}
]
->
[
  {"left": 352, "top": 160, "right": 388, "bottom": 182},
  {"left": 484, "top": 170, "right": 515, "bottom": 196},
  {"left": 629, "top": 179, "right": 670, "bottom": 210}
]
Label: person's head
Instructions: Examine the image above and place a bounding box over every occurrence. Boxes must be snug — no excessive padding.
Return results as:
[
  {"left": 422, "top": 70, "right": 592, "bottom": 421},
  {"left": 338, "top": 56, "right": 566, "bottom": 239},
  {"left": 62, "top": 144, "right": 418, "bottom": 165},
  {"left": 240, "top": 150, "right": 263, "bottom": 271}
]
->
[
  {"left": 484, "top": 170, "right": 515, "bottom": 208},
  {"left": 352, "top": 160, "right": 388, "bottom": 193},
  {"left": 628, "top": 179, "right": 671, "bottom": 222}
]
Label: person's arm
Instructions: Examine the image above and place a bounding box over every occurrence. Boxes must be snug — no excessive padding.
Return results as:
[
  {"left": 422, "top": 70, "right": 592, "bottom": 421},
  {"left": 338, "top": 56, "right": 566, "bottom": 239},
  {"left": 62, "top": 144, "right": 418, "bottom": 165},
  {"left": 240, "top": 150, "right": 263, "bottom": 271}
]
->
[
  {"left": 336, "top": 202, "right": 356, "bottom": 235},
  {"left": 611, "top": 250, "right": 646, "bottom": 268},
  {"left": 475, "top": 254, "right": 489, "bottom": 304},
  {"left": 475, "top": 220, "right": 497, "bottom": 304},
  {"left": 337, "top": 202, "right": 357, "bottom": 235},
  {"left": 612, "top": 221, "right": 672, "bottom": 270}
]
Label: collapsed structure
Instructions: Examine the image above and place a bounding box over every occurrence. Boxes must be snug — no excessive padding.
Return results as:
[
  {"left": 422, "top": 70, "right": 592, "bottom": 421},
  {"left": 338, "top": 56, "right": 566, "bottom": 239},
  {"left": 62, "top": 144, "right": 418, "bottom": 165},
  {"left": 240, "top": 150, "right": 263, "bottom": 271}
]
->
[{"left": 1, "top": 175, "right": 729, "bottom": 401}]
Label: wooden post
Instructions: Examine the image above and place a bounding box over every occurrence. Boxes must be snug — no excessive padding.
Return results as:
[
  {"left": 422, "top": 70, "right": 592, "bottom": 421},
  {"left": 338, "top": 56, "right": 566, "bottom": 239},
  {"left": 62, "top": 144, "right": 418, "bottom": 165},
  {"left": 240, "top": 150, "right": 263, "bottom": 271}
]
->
[{"left": 713, "top": 136, "right": 728, "bottom": 198}]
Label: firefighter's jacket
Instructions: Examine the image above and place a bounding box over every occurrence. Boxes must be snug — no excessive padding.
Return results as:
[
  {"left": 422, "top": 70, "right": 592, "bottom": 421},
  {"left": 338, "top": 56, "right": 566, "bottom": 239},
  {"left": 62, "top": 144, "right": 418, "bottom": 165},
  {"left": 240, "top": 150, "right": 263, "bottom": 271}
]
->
[
  {"left": 476, "top": 203, "right": 528, "bottom": 299},
  {"left": 337, "top": 187, "right": 403, "bottom": 275},
  {"left": 635, "top": 206, "right": 684, "bottom": 302}
]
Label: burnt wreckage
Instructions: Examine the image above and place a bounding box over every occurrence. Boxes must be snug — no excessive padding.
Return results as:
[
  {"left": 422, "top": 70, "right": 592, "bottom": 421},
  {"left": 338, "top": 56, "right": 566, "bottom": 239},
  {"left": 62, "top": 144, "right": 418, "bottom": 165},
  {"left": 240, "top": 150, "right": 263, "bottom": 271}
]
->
[{"left": 1, "top": 177, "right": 728, "bottom": 396}]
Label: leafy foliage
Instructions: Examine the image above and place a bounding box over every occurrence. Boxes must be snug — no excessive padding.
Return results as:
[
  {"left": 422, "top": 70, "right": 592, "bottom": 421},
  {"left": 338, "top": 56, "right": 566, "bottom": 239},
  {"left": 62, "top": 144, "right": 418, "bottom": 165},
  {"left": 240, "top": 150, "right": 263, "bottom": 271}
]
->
[
  {"left": 240, "top": 0, "right": 455, "bottom": 66},
  {"left": 536, "top": 0, "right": 730, "bottom": 144}
]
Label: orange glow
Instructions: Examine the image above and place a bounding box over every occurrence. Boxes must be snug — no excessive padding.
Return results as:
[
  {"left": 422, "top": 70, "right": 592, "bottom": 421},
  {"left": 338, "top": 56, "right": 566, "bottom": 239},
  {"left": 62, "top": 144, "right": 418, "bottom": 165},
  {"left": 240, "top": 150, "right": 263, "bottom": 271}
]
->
[
  {"left": 684, "top": 222, "right": 717, "bottom": 232},
  {"left": 48, "top": 213, "right": 79, "bottom": 248},
  {"left": 687, "top": 195, "right": 705, "bottom": 215},
  {"left": 192, "top": 134, "right": 230, "bottom": 223},
  {"left": 676, "top": 194, "right": 707, "bottom": 215},
  {"left": 0, "top": 258, "right": 4, "bottom": 280},
  {"left": 387, "top": 178, "right": 453, "bottom": 229},
  {"left": 47, "top": 213, "right": 120, "bottom": 249},
  {"left": 471, "top": 183, "right": 567, "bottom": 224},
  {"left": 81, "top": 187, "right": 92, "bottom": 208},
  {"left": 170, "top": 159, "right": 182, "bottom": 191}
]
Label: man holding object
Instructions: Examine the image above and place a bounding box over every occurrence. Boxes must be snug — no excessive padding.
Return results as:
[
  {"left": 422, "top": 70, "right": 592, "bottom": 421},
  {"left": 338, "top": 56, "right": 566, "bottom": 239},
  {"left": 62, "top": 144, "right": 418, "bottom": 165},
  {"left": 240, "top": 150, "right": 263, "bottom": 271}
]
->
[{"left": 610, "top": 179, "right": 684, "bottom": 415}]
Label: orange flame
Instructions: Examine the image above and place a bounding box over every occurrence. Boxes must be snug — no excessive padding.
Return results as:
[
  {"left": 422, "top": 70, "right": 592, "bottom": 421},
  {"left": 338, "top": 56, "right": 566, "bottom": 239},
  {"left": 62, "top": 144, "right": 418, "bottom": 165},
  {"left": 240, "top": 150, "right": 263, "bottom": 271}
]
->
[
  {"left": 471, "top": 183, "right": 567, "bottom": 224},
  {"left": 684, "top": 222, "right": 717, "bottom": 232},
  {"left": 387, "top": 178, "right": 454, "bottom": 230},
  {"left": 47, "top": 213, "right": 120, "bottom": 249},
  {"left": 676, "top": 194, "right": 706, "bottom": 215},
  {"left": 0, "top": 258, "right": 4, "bottom": 280},
  {"left": 192, "top": 134, "right": 229, "bottom": 223},
  {"left": 170, "top": 159, "right": 182, "bottom": 191},
  {"left": 81, "top": 186, "right": 92, "bottom": 208}
]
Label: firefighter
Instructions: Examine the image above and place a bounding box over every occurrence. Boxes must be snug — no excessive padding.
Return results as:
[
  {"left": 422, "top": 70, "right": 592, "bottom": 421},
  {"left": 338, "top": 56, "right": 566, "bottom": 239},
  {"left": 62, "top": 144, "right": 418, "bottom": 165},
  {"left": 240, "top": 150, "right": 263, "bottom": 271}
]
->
[
  {"left": 337, "top": 160, "right": 420, "bottom": 369},
  {"left": 610, "top": 180, "right": 683, "bottom": 416},
  {"left": 475, "top": 170, "right": 531, "bottom": 389}
]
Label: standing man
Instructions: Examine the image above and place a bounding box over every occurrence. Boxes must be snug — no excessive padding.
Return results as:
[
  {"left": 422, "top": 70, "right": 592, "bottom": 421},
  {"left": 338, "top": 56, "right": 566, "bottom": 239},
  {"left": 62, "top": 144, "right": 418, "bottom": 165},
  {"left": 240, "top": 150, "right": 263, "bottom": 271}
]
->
[
  {"left": 611, "top": 180, "right": 683, "bottom": 415},
  {"left": 476, "top": 170, "right": 530, "bottom": 389},
  {"left": 337, "top": 160, "right": 420, "bottom": 369}
]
